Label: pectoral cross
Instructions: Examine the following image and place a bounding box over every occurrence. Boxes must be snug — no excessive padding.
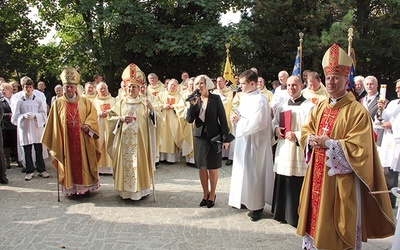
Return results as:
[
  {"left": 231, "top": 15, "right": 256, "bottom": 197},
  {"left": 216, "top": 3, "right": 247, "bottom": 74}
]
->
[
  {"left": 319, "top": 109, "right": 335, "bottom": 136},
  {"left": 321, "top": 125, "right": 329, "bottom": 136},
  {"left": 69, "top": 118, "right": 78, "bottom": 127}
]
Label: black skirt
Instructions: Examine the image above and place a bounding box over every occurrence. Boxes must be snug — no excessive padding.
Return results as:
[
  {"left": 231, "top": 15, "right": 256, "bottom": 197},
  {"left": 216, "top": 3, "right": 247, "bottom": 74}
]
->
[
  {"left": 194, "top": 132, "right": 222, "bottom": 170},
  {"left": 2, "top": 129, "right": 17, "bottom": 148}
]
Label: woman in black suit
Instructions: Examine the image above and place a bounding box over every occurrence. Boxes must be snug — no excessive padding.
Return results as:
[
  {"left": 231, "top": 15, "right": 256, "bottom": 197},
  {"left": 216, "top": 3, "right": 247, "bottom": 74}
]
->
[
  {"left": 0, "top": 83, "right": 17, "bottom": 171},
  {"left": 186, "top": 75, "right": 230, "bottom": 208}
]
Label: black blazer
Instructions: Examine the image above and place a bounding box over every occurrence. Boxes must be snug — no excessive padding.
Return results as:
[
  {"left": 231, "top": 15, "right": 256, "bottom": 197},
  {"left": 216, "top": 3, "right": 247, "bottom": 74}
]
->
[
  {"left": 186, "top": 93, "right": 230, "bottom": 141},
  {"left": 0, "top": 98, "right": 15, "bottom": 131}
]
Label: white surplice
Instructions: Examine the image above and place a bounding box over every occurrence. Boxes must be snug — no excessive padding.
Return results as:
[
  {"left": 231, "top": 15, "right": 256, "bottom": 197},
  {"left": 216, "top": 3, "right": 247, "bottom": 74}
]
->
[
  {"left": 11, "top": 96, "right": 47, "bottom": 146},
  {"left": 272, "top": 100, "right": 315, "bottom": 176},
  {"left": 11, "top": 90, "right": 48, "bottom": 162},
  {"left": 378, "top": 99, "right": 400, "bottom": 169},
  {"left": 228, "top": 89, "right": 274, "bottom": 210}
]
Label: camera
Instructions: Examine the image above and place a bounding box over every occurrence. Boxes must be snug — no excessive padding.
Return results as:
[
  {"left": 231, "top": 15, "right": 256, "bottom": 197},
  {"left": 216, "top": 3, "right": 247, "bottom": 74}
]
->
[{"left": 185, "top": 89, "right": 200, "bottom": 102}]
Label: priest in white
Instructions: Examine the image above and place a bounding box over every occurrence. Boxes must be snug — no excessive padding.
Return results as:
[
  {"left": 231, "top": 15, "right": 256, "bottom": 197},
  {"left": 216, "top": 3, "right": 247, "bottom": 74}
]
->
[
  {"left": 378, "top": 78, "right": 400, "bottom": 208},
  {"left": 228, "top": 69, "right": 274, "bottom": 222},
  {"left": 271, "top": 76, "right": 315, "bottom": 227}
]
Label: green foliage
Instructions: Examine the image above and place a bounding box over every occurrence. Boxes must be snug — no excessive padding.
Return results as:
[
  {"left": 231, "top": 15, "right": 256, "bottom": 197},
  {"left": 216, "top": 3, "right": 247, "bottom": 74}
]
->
[
  {"left": 30, "top": 0, "right": 245, "bottom": 94},
  {"left": 320, "top": 10, "right": 355, "bottom": 48},
  {"left": 2, "top": 0, "right": 400, "bottom": 97},
  {"left": 0, "top": 0, "right": 48, "bottom": 80}
]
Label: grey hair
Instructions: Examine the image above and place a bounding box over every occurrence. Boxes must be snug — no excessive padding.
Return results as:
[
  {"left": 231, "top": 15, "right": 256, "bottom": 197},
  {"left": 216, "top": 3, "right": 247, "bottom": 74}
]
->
[{"left": 96, "top": 81, "right": 108, "bottom": 92}]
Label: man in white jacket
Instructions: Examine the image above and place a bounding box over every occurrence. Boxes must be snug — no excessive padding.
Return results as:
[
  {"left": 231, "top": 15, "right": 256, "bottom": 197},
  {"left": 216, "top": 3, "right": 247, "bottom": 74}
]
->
[{"left": 228, "top": 69, "right": 274, "bottom": 222}]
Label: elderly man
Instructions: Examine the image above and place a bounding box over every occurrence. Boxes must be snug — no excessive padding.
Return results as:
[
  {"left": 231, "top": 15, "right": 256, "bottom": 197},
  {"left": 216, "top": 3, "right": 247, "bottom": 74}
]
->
[
  {"left": 51, "top": 84, "right": 64, "bottom": 106},
  {"left": 107, "top": 63, "right": 155, "bottom": 200},
  {"left": 297, "top": 44, "right": 394, "bottom": 249},
  {"left": 42, "top": 66, "right": 100, "bottom": 196},
  {"left": 11, "top": 81, "right": 19, "bottom": 94},
  {"left": 92, "top": 82, "right": 115, "bottom": 174},
  {"left": 157, "top": 79, "right": 192, "bottom": 164},
  {"left": 354, "top": 75, "right": 367, "bottom": 101},
  {"left": 147, "top": 73, "right": 165, "bottom": 97},
  {"left": 82, "top": 82, "right": 96, "bottom": 102},
  {"left": 301, "top": 71, "right": 328, "bottom": 105},
  {"left": 271, "top": 70, "right": 290, "bottom": 116},
  {"left": 360, "top": 75, "right": 384, "bottom": 120}
]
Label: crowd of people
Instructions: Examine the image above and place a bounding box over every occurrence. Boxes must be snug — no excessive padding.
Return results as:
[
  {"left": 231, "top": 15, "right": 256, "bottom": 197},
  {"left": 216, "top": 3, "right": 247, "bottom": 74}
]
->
[{"left": 0, "top": 43, "right": 398, "bottom": 249}]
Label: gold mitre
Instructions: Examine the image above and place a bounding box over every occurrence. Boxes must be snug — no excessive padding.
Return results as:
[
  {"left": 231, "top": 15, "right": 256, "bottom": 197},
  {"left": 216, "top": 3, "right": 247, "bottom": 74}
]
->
[
  {"left": 322, "top": 43, "right": 353, "bottom": 76},
  {"left": 121, "top": 63, "right": 146, "bottom": 86},
  {"left": 60, "top": 66, "right": 81, "bottom": 85}
]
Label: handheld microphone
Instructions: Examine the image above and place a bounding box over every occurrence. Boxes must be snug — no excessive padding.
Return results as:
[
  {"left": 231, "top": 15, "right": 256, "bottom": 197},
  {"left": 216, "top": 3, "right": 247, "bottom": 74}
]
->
[{"left": 185, "top": 89, "right": 200, "bottom": 102}]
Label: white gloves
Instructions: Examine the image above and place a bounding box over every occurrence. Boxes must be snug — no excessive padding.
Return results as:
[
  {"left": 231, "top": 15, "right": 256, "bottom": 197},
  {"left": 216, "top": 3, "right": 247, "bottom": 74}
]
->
[{"left": 23, "top": 113, "right": 36, "bottom": 120}]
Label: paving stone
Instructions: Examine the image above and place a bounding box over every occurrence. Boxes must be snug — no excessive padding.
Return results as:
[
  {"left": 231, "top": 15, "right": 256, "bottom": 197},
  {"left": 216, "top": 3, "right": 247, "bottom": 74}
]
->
[{"left": 0, "top": 158, "right": 394, "bottom": 249}]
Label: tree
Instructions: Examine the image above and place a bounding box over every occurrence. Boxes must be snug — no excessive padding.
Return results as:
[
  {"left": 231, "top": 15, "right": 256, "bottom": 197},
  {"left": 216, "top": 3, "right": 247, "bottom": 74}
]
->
[
  {"left": 235, "top": 0, "right": 353, "bottom": 81},
  {"left": 0, "top": 0, "right": 48, "bottom": 81},
  {"left": 35, "top": 0, "right": 247, "bottom": 94},
  {"left": 232, "top": 0, "right": 400, "bottom": 95}
]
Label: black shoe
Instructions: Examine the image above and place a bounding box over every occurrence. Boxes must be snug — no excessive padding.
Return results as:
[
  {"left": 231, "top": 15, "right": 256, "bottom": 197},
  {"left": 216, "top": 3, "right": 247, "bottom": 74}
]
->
[
  {"left": 199, "top": 199, "right": 208, "bottom": 207},
  {"left": 200, "top": 193, "right": 209, "bottom": 207},
  {"left": 6, "top": 165, "right": 11, "bottom": 169},
  {"left": 225, "top": 160, "right": 233, "bottom": 166},
  {"left": 241, "top": 204, "right": 247, "bottom": 209},
  {"left": 207, "top": 195, "right": 216, "bottom": 208},
  {"left": 250, "top": 209, "right": 263, "bottom": 222},
  {"left": 21, "top": 167, "right": 26, "bottom": 173},
  {"left": 0, "top": 177, "right": 9, "bottom": 184},
  {"left": 222, "top": 157, "right": 228, "bottom": 160}
]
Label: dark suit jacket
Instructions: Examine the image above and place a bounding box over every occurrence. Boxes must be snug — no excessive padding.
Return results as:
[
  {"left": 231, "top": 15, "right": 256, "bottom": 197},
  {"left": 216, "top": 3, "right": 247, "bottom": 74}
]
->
[
  {"left": 360, "top": 96, "right": 388, "bottom": 119},
  {"left": 356, "top": 90, "right": 367, "bottom": 102},
  {"left": 186, "top": 93, "right": 230, "bottom": 141}
]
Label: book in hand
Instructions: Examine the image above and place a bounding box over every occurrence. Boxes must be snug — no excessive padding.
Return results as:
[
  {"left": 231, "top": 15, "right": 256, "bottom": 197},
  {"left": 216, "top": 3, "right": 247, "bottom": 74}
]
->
[
  {"left": 279, "top": 110, "right": 292, "bottom": 135},
  {"left": 210, "top": 133, "right": 235, "bottom": 153}
]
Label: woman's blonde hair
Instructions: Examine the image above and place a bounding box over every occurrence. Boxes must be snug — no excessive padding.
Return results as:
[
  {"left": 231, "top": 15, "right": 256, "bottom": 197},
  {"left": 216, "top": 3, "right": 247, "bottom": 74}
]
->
[
  {"left": 1, "top": 83, "right": 13, "bottom": 92},
  {"left": 194, "top": 75, "right": 214, "bottom": 90}
]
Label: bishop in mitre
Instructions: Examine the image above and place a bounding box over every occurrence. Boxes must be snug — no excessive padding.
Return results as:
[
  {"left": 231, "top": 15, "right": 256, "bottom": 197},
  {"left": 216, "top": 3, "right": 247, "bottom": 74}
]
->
[{"left": 107, "top": 63, "right": 156, "bottom": 200}]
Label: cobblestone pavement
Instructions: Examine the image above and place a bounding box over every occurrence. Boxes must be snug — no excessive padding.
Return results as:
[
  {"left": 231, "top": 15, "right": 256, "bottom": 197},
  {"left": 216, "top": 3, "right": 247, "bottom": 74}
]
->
[{"left": 0, "top": 159, "right": 395, "bottom": 249}]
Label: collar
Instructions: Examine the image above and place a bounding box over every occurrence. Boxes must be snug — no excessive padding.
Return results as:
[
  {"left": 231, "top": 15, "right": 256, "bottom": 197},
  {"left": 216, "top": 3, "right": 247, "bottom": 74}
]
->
[
  {"left": 288, "top": 95, "right": 306, "bottom": 106},
  {"left": 22, "top": 94, "right": 35, "bottom": 101},
  {"left": 65, "top": 93, "right": 77, "bottom": 101},
  {"left": 329, "top": 92, "right": 348, "bottom": 105}
]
